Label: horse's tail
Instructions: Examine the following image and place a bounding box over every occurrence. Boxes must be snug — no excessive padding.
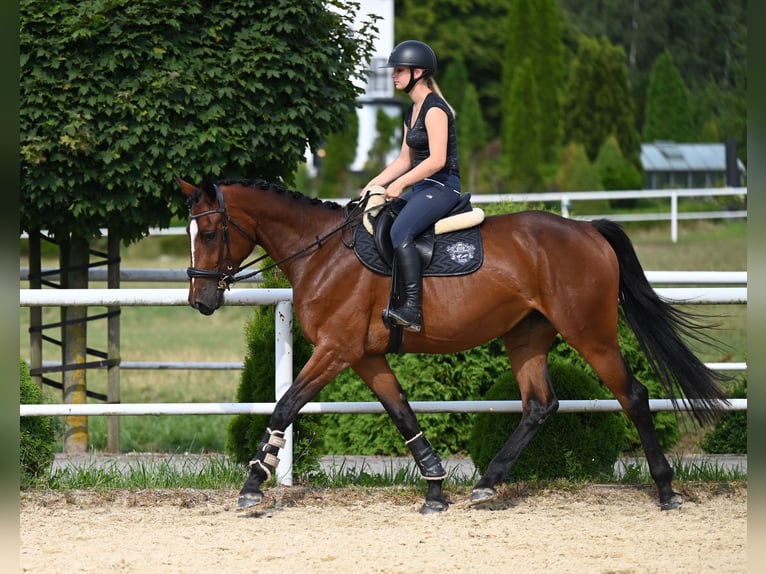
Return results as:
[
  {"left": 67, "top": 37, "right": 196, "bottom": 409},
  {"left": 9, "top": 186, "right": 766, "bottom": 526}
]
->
[{"left": 590, "top": 218, "right": 729, "bottom": 425}]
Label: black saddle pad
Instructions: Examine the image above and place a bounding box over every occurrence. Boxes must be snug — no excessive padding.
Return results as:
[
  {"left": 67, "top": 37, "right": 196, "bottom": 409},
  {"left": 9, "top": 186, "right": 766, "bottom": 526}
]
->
[{"left": 353, "top": 224, "right": 483, "bottom": 277}]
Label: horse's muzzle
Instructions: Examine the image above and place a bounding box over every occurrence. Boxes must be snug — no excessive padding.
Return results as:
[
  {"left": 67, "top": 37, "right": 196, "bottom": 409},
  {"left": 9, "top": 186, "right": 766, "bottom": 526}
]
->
[
  {"left": 191, "top": 300, "right": 217, "bottom": 316},
  {"left": 188, "top": 281, "right": 225, "bottom": 316}
]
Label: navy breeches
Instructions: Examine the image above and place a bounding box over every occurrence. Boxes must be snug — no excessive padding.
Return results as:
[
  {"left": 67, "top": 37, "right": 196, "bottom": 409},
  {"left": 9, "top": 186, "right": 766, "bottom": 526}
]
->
[{"left": 390, "top": 174, "right": 461, "bottom": 248}]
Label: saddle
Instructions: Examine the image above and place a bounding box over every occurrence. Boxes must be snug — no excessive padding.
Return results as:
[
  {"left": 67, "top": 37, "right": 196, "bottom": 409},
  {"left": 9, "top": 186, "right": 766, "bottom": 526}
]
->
[
  {"left": 353, "top": 188, "right": 485, "bottom": 277},
  {"left": 352, "top": 188, "right": 485, "bottom": 353}
]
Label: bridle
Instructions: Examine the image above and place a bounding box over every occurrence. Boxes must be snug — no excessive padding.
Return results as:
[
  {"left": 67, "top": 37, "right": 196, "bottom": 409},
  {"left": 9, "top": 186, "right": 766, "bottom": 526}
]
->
[
  {"left": 186, "top": 183, "right": 374, "bottom": 292},
  {"left": 186, "top": 184, "right": 261, "bottom": 291}
]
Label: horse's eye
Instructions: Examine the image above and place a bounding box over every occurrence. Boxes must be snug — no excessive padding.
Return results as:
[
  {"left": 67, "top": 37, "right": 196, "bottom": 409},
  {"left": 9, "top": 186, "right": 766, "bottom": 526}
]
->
[{"left": 202, "top": 231, "right": 217, "bottom": 243}]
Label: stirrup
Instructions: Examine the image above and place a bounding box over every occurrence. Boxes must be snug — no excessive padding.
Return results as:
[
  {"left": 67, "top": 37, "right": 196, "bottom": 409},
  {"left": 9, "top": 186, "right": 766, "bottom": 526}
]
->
[{"left": 387, "top": 306, "right": 422, "bottom": 332}]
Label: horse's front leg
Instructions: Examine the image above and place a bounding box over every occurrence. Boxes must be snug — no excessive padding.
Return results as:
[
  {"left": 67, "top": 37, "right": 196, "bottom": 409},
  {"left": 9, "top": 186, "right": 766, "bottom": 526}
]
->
[
  {"left": 238, "top": 353, "right": 347, "bottom": 510},
  {"left": 353, "top": 356, "right": 449, "bottom": 514}
]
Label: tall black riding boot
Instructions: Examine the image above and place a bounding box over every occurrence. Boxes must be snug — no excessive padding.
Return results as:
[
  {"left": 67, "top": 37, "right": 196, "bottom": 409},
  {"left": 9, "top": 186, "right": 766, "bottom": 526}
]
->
[{"left": 388, "top": 239, "right": 423, "bottom": 332}]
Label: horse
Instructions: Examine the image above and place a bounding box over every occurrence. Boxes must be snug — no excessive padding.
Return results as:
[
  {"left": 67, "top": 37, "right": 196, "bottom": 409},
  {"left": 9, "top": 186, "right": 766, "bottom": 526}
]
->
[{"left": 177, "top": 177, "right": 728, "bottom": 514}]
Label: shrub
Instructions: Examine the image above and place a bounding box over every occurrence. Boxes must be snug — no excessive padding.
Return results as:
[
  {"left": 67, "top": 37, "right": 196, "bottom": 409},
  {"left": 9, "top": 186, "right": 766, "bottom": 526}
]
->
[
  {"left": 700, "top": 375, "right": 746, "bottom": 454},
  {"left": 317, "top": 315, "right": 679, "bottom": 461},
  {"left": 318, "top": 339, "right": 509, "bottom": 456},
  {"left": 468, "top": 357, "right": 627, "bottom": 480},
  {"left": 225, "top": 269, "right": 322, "bottom": 479},
  {"left": 551, "top": 316, "right": 680, "bottom": 453},
  {"left": 20, "top": 359, "right": 55, "bottom": 484}
]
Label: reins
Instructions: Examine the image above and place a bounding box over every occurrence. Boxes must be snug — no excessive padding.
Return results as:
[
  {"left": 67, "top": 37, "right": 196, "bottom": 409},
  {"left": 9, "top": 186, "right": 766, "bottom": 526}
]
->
[{"left": 187, "top": 184, "right": 377, "bottom": 291}]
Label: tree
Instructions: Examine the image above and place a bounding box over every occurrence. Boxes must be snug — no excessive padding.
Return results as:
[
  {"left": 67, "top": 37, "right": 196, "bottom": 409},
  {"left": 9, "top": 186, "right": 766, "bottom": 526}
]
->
[
  {"left": 562, "top": 36, "right": 641, "bottom": 170},
  {"left": 20, "top": 0, "right": 377, "bottom": 243},
  {"left": 557, "top": 0, "right": 746, "bottom": 159},
  {"left": 395, "top": 0, "right": 510, "bottom": 135},
  {"left": 505, "top": 59, "right": 542, "bottom": 191},
  {"left": 556, "top": 142, "right": 602, "bottom": 195},
  {"left": 364, "top": 108, "right": 402, "bottom": 177},
  {"left": 317, "top": 112, "right": 359, "bottom": 198},
  {"left": 595, "top": 135, "right": 643, "bottom": 192},
  {"left": 642, "top": 51, "right": 695, "bottom": 142},
  {"left": 440, "top": 54, "right": 469, "bottom": 115},
  {"left": 456, "top": 83, "right": 487, "bottom": 193},
  {"left": 20, "top": 0, "right": 376, "bottom": 451},
  {"left": 501, "top": 0, "right": 538, "bottom": 157},
  {"left": 500, "top": 0, "right": 565, "bottom": 179},
  {"left": 534, "top": 0, "right": 565, "bottom": 162}
]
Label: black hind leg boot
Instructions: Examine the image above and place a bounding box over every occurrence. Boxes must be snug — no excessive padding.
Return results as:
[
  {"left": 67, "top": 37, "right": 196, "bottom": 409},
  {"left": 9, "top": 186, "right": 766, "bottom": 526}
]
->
[{"left": 387, "top": 239, "right": 423, "bottom": 332}]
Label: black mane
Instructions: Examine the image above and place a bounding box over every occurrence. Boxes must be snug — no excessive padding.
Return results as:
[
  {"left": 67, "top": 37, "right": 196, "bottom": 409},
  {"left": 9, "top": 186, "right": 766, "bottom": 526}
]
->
[{"left": 217, "top": 178, "right": 345, "bottom": 211}]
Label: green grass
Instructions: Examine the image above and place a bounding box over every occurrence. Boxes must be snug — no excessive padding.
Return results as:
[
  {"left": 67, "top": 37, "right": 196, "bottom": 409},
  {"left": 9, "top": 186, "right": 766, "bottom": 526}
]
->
[
  {"left": 23, "top": 452, "right": 745, "bottom": 491},
  {"left": 615, "top": 456, "right": 746, "bottom": 484},
  {"left": 19, "top": 219, "right": 747, "bottom": 456}
]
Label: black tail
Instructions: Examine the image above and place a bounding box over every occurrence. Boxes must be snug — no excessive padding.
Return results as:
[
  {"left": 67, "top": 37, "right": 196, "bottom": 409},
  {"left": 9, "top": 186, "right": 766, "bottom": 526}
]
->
[{"left": 591, "top": 219, "right": 729, "bottom": 425}]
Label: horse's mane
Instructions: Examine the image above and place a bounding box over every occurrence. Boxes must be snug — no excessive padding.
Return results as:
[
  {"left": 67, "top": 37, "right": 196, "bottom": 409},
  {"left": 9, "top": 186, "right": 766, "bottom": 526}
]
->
[{"left": 217, "top": 178, "right": 345, "bottom": 211}]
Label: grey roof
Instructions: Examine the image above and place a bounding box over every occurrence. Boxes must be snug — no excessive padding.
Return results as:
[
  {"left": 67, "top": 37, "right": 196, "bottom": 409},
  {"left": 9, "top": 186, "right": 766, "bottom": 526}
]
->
[{"left": 641, "top": 141, "right": 744, "bottom": 172}]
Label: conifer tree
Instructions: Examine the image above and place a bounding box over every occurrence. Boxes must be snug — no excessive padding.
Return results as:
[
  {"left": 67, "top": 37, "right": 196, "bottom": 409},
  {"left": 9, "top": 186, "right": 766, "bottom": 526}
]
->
[
  {"left": 595, "top": 135, "right": 644, "bottom": 193},
  {"left": 642, "top": 50, "right": 696, "bottom": 142},
  {"left": 556, "top": 142, "right": 602, "bottom": 192},
  {"left": 441, "top": 55, "right": 469, "bottom": 115},
  {"left": 562, "top": 36, "right": 641, "bottom": 170},
  {"left": 502, "top": 0, "right": 538, "bottom": 155},
  {"left": 456, "top": 83, "right": 487, "bottom": 192},
  {"left": 506, "top": 58, "right": 542, "bottom": 191},
  {"left": 501, "top": 0, "right": 565, "bottom": 175},
  {"left": 535, "top": 0, "right": 565, "bottom": 162}
]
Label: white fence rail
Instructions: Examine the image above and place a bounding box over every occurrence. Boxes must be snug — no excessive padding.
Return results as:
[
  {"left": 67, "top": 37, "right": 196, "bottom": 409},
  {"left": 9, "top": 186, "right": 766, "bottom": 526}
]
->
[
  {"left": 19, "top": 281, "right": 747, "bottom": 485},
  {"left": 21, "top": 186, "right": 745, "bottom": 244}
]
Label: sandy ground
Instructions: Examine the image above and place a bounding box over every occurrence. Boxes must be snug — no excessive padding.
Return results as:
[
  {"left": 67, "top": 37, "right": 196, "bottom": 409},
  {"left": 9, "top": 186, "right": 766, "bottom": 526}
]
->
[{"left": 20, "top": 482, "right": 746, "bottom": 573}]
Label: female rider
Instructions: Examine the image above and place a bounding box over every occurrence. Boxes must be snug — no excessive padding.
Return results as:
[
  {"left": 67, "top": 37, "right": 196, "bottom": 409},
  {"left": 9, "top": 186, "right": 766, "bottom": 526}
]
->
[{"left": 362, "top": 40, "right": 461, "bottom": 332}]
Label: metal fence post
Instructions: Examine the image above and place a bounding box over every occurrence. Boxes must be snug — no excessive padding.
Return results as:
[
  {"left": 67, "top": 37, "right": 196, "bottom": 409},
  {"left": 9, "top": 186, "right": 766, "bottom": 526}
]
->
[{"left": 274, "top": 300, "right": 294, "bottom": 486}]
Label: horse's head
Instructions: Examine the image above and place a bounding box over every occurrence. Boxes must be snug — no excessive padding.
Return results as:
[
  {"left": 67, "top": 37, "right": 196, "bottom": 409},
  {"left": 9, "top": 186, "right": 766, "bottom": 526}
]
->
[{"left": 178, "top": 178, "right": 257, "bottom": 315}]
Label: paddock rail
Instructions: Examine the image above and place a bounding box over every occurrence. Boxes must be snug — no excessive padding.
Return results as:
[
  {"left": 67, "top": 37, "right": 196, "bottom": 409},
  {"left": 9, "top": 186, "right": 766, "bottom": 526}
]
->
[{"left": 20, "top": 282, "right": 747, "bottom": 485}]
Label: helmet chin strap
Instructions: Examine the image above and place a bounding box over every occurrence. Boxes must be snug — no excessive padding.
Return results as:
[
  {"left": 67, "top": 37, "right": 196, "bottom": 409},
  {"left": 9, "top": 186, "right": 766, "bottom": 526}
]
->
[{"left": 403, "top": 67, "right": 425, "bottom": 93}]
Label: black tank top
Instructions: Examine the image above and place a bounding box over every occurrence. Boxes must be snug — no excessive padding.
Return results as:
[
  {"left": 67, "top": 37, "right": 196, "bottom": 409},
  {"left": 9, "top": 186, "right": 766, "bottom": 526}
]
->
[{"left": 404, "top": 92, "right": 460, "bottom": 176}]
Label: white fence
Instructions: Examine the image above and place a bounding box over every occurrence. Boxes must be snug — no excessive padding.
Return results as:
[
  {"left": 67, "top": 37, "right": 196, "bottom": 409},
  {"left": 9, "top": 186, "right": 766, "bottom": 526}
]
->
[
  {"left": 19, "top": 281, "right": 747, "bottom": 484},
  {"left": 19, "top": 186, "right": 747, "bottom": 483},
  {"left": 21, "top": 186, "right": 744, "bottom": 244}
]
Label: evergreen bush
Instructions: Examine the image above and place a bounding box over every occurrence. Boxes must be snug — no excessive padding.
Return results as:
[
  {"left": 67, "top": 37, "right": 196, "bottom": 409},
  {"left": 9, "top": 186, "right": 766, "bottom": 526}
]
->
[
  {"left": 700, "top": 376, "right": 746, "bottom": 454},
  {"left": 318, "top": 339, "right": 509, "bottom": 455},
  {"left": 20, "top": 359, "right": 55, "bottom": 485},
  {"left": 317, "top": 315, "right": 679, "bottom": 461},
  {"left": 468, "top": 357, "right": 627, "bottom": 480}
]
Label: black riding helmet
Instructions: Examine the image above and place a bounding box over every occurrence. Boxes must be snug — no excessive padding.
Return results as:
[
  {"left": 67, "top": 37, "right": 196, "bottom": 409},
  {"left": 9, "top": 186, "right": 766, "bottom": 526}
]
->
[{"left": 381, "top": 40, "right": 437, "bottom": 93}]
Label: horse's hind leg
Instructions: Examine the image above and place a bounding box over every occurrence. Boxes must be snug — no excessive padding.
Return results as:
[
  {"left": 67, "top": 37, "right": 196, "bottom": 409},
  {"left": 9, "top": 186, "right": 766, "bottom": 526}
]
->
[
  {"left": 596, "top": 355, "right": 681, "bottom": 509},
  {"left": 568, "top": 335, "right": 681, "bottom": 510},
  {"left": 471, "top": 313, "right": 559, "bottom": 506},
  {"left": 353, "top": 355, "right": 449, "bottom": 514}
]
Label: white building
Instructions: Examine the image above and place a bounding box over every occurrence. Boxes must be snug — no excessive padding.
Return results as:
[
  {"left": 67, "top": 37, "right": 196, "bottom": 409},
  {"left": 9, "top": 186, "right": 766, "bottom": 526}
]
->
[
  {"left": 641, "top": 141, "right": 746, "bottom": 188},
  {"left": 349, "top": 0, "right": 401, "bottom": 172},
  {"left": 307, "top": 0, "right": 401, "bottom": 175}
]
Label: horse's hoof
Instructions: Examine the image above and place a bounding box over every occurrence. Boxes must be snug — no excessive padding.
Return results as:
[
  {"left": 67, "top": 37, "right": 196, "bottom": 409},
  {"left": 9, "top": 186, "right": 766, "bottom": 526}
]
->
[
  {"left": 660, "top": 492, "right": 684, "bottom": 511},
  {"left": 237, "top": 491, "right": 263, "bottom": 510},
  {"left": 419, "top": 499, "right": 448, "bottom": 515},
  {"left": 469, "top": 487, "right": 497, "bottom": 506}
]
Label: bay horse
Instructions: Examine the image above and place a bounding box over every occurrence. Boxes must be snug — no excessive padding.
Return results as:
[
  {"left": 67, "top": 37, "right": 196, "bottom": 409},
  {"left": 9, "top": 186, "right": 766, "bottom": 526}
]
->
[{"left": 178, "top": 177, "right": 728, "bottom": 514}]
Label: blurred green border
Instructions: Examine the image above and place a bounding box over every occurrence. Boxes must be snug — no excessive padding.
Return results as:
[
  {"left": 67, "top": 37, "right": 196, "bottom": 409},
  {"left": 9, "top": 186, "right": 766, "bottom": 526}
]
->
[
  {"left": 1, "top": 1, "right": 19, "bottom": 569},
  {"left": 746, "top": 0, "right": 764, "bottom": 562}
]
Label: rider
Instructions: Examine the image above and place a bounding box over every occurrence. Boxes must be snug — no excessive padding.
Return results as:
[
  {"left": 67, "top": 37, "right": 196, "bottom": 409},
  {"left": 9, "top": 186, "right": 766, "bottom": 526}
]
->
[{"left": 362, "top": 40, "right": 461, "bottom": 332}]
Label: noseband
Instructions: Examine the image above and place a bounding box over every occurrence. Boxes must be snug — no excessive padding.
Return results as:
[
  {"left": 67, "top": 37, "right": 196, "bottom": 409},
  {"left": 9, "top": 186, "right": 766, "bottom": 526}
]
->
[{"left": 187, "top": 184, "right": 260, "bottom": 291}]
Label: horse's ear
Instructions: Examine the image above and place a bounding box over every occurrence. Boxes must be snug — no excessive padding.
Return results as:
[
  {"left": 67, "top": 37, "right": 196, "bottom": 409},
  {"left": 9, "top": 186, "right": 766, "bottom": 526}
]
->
[
  {"left": 200, "top": 179, "right": 217, "bottom": 202},
  {"left": 176, "top": 177, "right": 198, "bottom": 199}
]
